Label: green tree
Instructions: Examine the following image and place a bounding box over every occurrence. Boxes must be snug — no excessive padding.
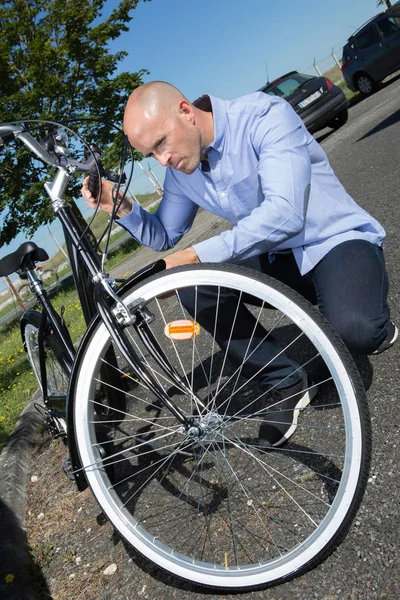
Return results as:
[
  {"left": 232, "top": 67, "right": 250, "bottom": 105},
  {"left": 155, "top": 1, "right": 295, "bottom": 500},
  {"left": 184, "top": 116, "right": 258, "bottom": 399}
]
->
[
  {"left": 0, "top": 0, "right": 150, "bottom": 246},
  {"left": 377, "top": 1, "right": 392, "bottom": 9}
]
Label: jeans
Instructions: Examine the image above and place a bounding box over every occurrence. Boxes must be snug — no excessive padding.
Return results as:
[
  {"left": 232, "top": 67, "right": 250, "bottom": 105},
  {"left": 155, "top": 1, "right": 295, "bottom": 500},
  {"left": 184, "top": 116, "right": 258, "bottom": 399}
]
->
[{"left": 179, "top": 240, "right": 390, "bottom": 389}]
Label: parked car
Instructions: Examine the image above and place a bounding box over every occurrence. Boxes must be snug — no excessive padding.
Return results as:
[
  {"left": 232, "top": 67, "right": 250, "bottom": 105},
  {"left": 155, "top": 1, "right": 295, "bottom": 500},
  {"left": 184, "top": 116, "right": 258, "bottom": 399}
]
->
[
  {"left": 259, "top": 71, "right": 349, "bottom": 134},
  {"left": 341, "top": 11, "right": 400, "bottom": 95}
]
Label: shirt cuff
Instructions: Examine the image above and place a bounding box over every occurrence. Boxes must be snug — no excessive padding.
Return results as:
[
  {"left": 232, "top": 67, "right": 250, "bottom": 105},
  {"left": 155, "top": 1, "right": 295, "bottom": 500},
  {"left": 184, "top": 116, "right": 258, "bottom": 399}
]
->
[
  {"left": 115, "top": 202, "right": 143, "bottom": 233},
  {"left": 193, "top": 234, "right": 233, "bottom": 263}
]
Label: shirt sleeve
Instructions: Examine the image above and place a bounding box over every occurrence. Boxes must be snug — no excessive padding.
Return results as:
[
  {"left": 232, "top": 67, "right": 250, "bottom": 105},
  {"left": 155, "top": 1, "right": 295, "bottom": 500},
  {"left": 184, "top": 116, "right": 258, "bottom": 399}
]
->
[
  {"left": 116, "top": 169, "right": 199, "bottom": 251},
  {"left": 193, "top": 99, "right": 312, "bottom": 263}
]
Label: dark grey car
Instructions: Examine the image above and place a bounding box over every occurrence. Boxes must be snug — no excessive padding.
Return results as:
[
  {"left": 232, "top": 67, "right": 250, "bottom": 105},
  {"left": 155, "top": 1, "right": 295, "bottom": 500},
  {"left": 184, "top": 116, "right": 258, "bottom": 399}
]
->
[
  {"left": 341, "top": 11, "right": 400, "bottom": 95},
  {"left": 259, "top": 71, "right": 349, "bottom": 134}
]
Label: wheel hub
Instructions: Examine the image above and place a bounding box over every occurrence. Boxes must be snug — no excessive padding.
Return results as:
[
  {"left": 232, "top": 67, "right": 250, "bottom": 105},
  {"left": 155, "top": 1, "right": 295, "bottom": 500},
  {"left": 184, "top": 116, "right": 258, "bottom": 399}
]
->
[
  {"left": 358, "top": 76, "right": 371, "bottom": 94},
  {"left": 185, "top": 412, "right": 224, "bottom": 442}
]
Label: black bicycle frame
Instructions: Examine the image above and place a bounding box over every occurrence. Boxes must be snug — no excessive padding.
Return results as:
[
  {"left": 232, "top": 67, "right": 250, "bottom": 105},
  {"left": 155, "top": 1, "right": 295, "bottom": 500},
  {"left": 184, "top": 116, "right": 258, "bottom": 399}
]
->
[
  {"left": 17, "top": 156, "right": 207, "bottom": 494},
  {"left": 57, "top": 201, "right": 103, "bottom": 326},
  {"left": 46, "top": 200, "right": 204, "bottom": 430}
]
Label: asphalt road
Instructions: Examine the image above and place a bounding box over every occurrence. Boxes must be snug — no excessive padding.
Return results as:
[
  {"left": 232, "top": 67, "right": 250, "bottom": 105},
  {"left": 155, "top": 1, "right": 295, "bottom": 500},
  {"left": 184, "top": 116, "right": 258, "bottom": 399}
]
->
[{"left": 104, "top": 77, "right": 400, "bottom": 600}]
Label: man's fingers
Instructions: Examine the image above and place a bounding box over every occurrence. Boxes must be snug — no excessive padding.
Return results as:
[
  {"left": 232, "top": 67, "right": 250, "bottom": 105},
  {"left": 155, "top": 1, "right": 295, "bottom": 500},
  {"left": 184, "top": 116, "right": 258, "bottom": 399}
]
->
[{"left": 81, "top": 176, "right": 97, "bottom": 201}]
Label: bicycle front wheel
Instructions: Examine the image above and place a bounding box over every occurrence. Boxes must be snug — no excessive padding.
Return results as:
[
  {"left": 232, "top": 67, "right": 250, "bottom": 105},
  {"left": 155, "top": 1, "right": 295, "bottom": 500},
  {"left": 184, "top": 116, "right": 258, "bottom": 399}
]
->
[{"left": 72, "top": 264, "right": 370, "bottom": 590}]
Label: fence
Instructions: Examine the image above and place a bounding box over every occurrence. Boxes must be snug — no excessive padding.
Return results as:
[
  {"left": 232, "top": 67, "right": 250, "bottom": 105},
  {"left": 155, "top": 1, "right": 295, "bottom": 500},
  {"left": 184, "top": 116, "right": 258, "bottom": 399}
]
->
[{"left": 303, "top": 39, "right": 349, "bottom": 84}]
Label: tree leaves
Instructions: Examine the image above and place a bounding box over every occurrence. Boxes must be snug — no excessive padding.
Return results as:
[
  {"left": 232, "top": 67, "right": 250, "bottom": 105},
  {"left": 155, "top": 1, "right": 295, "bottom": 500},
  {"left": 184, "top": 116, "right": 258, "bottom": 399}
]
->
[{"left": 0, "top": 0, "right": 150, "bottom": 246}]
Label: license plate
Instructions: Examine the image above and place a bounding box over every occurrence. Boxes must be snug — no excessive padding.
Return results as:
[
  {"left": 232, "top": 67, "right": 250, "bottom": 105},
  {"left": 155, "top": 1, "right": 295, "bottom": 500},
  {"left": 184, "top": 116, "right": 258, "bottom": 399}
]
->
[{"left": 298, "top": 88, "right": 322, "bottom": 108}]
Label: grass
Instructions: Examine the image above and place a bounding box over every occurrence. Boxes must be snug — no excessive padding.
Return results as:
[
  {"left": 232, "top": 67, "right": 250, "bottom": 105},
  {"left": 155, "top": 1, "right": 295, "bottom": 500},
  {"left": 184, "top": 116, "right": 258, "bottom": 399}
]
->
[
  {"left": 0, "top": 297, "right": 21, "bottom": 321},
  {"left": 337, "top": 80, "right": 360, "bottom": 106},
  {"left": 105, "top": 236, "right": 141, "bottom": 269},
  {"left": 0, "top": 320, "right": 38, "bottom": 447},
  {"left": 0, "top": 283, "right": 88, "bottom": 449}
]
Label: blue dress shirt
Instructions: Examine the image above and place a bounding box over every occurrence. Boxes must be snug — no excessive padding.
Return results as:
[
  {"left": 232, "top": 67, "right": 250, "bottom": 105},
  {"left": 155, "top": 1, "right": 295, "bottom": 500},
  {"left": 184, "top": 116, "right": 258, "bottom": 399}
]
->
[{"left": 117, "top": 92, "right": 385, "bottom": 275}]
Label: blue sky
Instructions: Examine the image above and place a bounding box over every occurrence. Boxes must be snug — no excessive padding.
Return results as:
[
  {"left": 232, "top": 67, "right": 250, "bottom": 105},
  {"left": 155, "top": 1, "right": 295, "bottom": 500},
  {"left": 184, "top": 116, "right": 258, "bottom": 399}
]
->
[
  {"left": 119, "top": 0, "right": 382, "bottom": 101},
  {"left": 0, "top": 0, "right": 384, "bottom": 290}
]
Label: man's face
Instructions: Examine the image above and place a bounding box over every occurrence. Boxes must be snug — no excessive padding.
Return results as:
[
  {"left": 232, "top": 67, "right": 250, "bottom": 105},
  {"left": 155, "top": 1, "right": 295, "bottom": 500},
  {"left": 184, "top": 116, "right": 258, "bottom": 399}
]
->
[{"left": 125, "top": 104, "right": 202, "bottom": 175}]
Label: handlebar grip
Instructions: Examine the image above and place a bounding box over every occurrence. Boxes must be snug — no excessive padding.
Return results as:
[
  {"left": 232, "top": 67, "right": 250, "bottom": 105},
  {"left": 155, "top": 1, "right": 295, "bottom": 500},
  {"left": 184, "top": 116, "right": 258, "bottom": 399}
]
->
[{"left": 88, "top": 167, "right": 101, "bottom": 198}]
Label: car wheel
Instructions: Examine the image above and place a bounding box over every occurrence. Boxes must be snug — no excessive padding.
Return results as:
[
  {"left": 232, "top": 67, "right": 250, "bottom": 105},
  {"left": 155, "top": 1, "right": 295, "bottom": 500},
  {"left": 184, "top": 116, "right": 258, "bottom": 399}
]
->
[
  {"left": 329, "top": 109, "right": 348, "bottom": 130},
  {"left": 354, "top": 73, "right": 376, "bottom": 96}
]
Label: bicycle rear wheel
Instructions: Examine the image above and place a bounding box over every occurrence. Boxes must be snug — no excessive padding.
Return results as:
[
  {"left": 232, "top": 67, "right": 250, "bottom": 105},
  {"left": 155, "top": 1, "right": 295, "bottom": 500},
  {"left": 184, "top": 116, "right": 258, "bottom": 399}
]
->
[
  {"left": 72, "top": 264, "right": 370, "bottom": 589},
  {"left": 24, "top": 320, "right": 69, "bottom": 432}
]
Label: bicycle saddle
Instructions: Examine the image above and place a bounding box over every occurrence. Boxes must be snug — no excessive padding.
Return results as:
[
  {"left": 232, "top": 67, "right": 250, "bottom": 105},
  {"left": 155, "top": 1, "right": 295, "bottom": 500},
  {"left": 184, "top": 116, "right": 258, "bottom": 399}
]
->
[{"left": 0, "top": 242, "right": 49, "bottom": 276}]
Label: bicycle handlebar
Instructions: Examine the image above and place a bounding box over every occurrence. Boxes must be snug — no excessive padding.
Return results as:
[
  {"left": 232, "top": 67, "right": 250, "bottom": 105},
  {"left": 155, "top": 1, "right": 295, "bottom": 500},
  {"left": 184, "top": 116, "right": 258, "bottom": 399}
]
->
[
  {"left": 0, "top": 123, "right": 102, "bottom": 174},
  {"left": 0, "top": 124, "right": 57, "bottom": 166}
]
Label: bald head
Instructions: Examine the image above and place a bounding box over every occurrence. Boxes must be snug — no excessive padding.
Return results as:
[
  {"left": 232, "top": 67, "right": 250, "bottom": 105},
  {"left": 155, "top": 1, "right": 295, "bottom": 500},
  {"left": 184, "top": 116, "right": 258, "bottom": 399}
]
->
[
  {"left": 124, "top": 82, "right": 188, "bottom": 143},
  {"left": 123, "top": 81, "right": 214, "bottom": 173},
  {"left": 127, "top": 82, "right": 187, "bottom": 118}
]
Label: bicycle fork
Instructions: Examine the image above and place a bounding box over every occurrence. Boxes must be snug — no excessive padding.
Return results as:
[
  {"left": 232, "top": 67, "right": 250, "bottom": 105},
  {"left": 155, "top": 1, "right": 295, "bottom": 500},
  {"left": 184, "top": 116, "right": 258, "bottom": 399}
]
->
[{"left": 94, "top": 283, "right": 207, "bottom": 431}]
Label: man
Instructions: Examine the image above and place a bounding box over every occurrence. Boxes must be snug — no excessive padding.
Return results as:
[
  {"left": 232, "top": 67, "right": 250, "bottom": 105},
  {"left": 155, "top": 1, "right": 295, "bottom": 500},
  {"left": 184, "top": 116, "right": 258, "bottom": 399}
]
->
[{"left": 81, "top": 81, "right": 396, "bottom": 447}]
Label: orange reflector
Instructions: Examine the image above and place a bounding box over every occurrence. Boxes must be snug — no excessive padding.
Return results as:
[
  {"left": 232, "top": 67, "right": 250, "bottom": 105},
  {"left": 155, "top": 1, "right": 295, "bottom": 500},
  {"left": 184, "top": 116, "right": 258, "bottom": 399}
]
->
[{"left": 164, "top": 319, "right": 200, "bottom": 340}]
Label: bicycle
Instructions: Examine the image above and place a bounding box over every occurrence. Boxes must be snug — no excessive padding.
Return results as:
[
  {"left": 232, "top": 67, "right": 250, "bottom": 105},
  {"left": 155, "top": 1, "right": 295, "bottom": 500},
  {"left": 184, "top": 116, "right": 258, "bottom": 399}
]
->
[{"left": 0, "top": 122, "right": 371, "bottom": 591}]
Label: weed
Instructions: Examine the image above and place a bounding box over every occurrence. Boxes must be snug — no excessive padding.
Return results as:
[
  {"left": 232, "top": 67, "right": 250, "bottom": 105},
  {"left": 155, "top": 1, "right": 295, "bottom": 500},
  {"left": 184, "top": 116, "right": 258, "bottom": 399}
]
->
[
  {"left": 64, "top": 547, "right": 77, "bottom": 563},
  {"left": 30, "top": 541, "right": 54, "bottom": 573}
]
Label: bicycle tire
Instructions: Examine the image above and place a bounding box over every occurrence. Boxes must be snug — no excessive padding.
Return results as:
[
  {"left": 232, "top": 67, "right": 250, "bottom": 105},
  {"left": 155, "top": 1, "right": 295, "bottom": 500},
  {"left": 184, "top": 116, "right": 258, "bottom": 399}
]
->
[
  {"left": 18, "top": 283, "right": 34, "bottom": 304},
  {"left": 40, "top": 268, "right": 59, "bottom": 289},
  {"left": 72, "top": 264, "right": 370, "bottom": 590},
  {"left": 24, "top": 320, "right": 69, "bottom": 430}
]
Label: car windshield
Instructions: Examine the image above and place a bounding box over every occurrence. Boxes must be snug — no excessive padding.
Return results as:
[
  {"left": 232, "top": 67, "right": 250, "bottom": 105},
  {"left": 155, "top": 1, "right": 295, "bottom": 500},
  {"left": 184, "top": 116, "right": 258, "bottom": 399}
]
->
[{"left": 265, "top": 73, "right": 314, "bottom": 98}]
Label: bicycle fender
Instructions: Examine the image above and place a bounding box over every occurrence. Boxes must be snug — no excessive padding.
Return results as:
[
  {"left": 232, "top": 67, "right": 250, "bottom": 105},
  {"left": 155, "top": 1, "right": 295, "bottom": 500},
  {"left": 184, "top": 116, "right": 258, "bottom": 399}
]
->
[
  {"left": 66, "top": 314, "right": 101, "bottom": 492},
  {"left": 20, "top": 310, "right": 44, "bottom": 352},
  {"left": 116, "top": 259, "right": 166, "bottom": 296}
]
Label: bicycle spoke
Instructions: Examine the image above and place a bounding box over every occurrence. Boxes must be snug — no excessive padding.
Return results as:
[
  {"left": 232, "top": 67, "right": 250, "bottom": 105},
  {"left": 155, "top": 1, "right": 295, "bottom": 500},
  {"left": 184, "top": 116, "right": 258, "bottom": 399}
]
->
[
  {"left": 223, "top": 432, "right": 331, "bottom": 514},
  {"left": 222, "top": 358, "right": 327, "bottom": 427},
  {"left": 120, "top": 437, "right": 198, "bottom": 509},
  {"left": 214, "top": 441, "right": 284, "bottom": 558}
]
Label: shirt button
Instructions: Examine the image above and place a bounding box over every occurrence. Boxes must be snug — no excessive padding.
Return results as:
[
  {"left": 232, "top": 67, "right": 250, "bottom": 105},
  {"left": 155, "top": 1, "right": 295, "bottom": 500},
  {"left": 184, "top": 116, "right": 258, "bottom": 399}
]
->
[{"left": 220, "top": 192, "right": 226, "bottom": 197}]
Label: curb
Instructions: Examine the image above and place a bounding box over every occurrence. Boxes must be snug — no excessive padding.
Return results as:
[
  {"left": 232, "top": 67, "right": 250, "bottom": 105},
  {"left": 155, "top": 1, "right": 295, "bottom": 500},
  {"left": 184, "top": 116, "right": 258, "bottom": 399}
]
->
[
  {"left": 0, "top": 390, "right": 46, "bottom": 600},
  {"left": 0, "top": 389, "right": 43, "bottom": 525}
]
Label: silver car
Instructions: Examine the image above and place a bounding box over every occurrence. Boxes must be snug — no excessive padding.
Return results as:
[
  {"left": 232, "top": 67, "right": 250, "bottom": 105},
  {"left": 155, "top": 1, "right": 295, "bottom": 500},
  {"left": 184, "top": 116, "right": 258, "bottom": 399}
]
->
[{"left": 341, "top": 11, "right": 400, "bottom": 95}]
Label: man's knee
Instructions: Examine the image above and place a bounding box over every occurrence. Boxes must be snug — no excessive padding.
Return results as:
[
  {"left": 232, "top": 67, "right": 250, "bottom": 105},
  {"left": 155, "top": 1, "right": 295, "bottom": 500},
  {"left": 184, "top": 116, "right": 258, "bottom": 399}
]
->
[{"left": 333, "top": 314, "right": 386, "bottom": 354}]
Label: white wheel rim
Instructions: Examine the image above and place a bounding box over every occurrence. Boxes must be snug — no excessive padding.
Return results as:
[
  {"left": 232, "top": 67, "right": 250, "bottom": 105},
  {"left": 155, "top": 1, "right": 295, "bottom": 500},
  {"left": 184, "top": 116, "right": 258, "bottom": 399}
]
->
[{"left": 74, "top": 268, "right": 364, "bottom": 587}]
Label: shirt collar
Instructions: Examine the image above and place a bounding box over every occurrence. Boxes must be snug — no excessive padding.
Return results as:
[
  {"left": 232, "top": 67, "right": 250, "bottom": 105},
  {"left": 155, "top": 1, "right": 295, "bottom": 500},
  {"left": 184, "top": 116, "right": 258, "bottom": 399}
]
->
[
  {"left": 206, "top": 94, "right": 225, "bottom": 154},
  {"left": 193, "top": 93, "right": 226, "bottom": 155}
]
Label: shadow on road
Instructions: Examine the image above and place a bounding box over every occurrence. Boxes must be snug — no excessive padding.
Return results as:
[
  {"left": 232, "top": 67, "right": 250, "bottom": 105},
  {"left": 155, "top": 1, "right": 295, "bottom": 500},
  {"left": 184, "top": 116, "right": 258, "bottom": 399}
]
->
[
  {"left": 0, "top": 498, "right": 52, "bottom": 600},
  {"left": 356, "top": 108, "right": 400, "bottom": 142},
  {"left": 314, "top": 127, "right": 336, "bottom": 144},
  {"left": 352, "top": 354, "right": 374, "bottom": 391}
]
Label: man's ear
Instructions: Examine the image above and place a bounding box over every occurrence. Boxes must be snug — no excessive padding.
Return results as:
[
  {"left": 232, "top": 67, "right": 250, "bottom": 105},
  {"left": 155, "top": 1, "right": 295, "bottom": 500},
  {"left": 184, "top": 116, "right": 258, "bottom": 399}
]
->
[{"left": 178, "top": 99, "right": 195, "bottom": 122}]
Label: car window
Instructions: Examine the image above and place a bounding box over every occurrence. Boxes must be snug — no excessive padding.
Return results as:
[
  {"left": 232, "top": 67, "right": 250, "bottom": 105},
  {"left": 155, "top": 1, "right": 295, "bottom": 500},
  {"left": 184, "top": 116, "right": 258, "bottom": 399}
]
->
[
  {"left": 377, "top": 16, "right": 400, "bottom": 38},
  {"left": 356, "top": 26, "right": 380, "bottom": 50},
  {"left": 265, "top": 73, "right": 314, "bottom": 98}
]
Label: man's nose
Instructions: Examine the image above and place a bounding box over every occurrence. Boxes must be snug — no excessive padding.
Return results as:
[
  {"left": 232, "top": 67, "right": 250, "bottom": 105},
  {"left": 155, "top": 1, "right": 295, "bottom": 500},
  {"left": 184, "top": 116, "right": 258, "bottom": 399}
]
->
[{"left": 158, "top": 152, "right": 171, "bottom": 167}]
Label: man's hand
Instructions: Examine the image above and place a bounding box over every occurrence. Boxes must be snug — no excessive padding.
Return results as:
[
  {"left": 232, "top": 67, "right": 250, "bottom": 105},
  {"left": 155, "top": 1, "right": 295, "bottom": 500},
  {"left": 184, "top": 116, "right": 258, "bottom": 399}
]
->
[
  {"left": 164, "top": 247, "right": 200, "bottom": 269},
  {"left": 81, "top": 177, "right": 132, "bottom": 218}
]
